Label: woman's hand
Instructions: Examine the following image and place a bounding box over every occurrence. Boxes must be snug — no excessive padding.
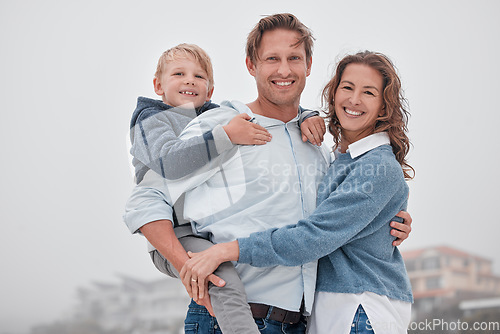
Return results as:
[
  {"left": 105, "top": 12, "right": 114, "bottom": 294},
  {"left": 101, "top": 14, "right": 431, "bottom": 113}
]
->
[
  {"left": 391, "top": 211, "right": 412, "bottom": 246},
  {"left": 179, "top": 241, "right": 239, "bottom": 302}
]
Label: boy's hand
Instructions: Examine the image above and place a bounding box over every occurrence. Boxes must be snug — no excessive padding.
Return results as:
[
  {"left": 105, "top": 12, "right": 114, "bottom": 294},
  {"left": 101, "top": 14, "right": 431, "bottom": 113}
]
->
[
  {"left": 224, "top": 114, "right": 272, "bottom": 145},
  {"left": 301, "top": 116, "right": 326, "bottom": 146}
]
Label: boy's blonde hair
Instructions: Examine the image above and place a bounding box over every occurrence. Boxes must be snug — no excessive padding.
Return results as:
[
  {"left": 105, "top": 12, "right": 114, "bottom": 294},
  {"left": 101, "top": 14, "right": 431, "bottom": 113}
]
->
[{"left": 154, "top": 43, "right": 214, "bottom": 90}]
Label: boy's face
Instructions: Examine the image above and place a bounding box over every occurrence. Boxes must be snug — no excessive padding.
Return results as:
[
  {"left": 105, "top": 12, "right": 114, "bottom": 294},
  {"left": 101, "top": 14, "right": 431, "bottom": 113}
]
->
[{"left": 154, "top": 55, "right": 214, "bottom": 108}]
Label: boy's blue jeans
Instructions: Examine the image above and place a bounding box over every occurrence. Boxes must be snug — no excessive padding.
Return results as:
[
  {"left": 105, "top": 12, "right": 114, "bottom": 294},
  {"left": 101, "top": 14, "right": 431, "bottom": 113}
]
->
[{"left": 184, "top": 300, "right": 307, "bottom": 334}]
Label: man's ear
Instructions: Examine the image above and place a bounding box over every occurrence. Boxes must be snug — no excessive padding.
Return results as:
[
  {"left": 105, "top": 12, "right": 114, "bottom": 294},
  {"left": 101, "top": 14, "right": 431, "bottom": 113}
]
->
[
  {"left": 306, "top": 57, "right": 312, "bottom": 77},
  {"left": 153, "top": 77, "right": 164, "bottom": 96},
  {"left": 206, "top": 86, "right": 214, "bottom": 101},
  {"left": 245, "top": 57, "right": 256, "bottom": 77}
]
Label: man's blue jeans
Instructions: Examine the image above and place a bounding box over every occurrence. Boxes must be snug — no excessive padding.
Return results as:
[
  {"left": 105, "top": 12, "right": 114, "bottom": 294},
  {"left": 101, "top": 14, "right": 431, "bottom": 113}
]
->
[
  {"left": 184, "top": 300, "right": 306, "bottom": 334},
  {"left": 184, "top": 300, "right": 222, "bottom": 334},
  {"left": 350, "top": 305, "right": 375, "bottom": 334}
]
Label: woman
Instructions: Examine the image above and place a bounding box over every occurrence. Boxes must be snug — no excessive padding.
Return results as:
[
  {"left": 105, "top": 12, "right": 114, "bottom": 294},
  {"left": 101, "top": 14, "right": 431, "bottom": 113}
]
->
[{"left": 181, "top": 51, "right": 414, "bottom": 333}]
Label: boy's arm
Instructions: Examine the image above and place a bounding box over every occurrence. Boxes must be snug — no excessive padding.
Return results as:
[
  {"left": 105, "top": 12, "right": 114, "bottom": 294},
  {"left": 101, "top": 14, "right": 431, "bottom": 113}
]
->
[
  {"left": 132, "top": 109, "right": 270, "bottom": 181},
  {"left": 298, "top": 109, "right": 326, "bottom": 146},
  {"left": 131, "top": 109, "right": 229, "bottom": 180},
  {"left": 223, "top": 113, "right": 271, "bottom": 146}
]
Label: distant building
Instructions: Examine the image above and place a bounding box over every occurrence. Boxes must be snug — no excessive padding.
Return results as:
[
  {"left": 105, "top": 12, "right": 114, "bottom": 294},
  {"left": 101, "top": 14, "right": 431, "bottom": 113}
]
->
[
  {"left": 460, "top": 297, "right": 500, "bottom": 317},
  {"left": 74, "top": 275, "right": 190, "bottom": 333},
  {"left": 401, "top": 245, "right": 500, "bottom": 318}
]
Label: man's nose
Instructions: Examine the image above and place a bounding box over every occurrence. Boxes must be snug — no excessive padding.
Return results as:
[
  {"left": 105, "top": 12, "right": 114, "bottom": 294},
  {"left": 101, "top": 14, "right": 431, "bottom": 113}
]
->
[{"left": 277, "top": 60, "right": 292, "bottom": 77}]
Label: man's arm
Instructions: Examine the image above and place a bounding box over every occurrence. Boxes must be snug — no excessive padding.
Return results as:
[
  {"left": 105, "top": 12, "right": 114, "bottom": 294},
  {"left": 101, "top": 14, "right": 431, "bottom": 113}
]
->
[
  {"left": 139, "top": 220, "right": 224, "bottom": 315},
  {"left": 123, "top": 181, "right": 225, "bottom": 314},
  {"left": 140, "top": 220, "right": 190, "bottom": 273}
]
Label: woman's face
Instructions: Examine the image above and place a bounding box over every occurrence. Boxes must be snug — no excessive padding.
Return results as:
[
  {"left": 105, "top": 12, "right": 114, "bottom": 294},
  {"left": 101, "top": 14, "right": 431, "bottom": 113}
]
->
[{"left": 334, "top": 63, "right": 384, "bottom": 144}]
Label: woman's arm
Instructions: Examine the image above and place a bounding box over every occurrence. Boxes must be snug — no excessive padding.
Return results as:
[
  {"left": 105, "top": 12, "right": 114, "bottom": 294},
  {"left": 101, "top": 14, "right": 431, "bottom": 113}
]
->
[{"left": 180, "top": 154, "right": 409, "bottom": 298}]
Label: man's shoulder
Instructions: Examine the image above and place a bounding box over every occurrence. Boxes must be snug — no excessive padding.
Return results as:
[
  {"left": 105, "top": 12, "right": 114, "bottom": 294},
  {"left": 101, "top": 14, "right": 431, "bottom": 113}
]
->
[{"left": 193, "top": 100, "right": 244, "bottom": 124}]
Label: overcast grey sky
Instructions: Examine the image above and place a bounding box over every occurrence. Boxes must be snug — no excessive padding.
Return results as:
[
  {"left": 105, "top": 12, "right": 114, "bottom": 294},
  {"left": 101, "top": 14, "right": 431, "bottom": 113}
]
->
[{"left": 1, "top": 0, "right": 499, "bottom": 332}]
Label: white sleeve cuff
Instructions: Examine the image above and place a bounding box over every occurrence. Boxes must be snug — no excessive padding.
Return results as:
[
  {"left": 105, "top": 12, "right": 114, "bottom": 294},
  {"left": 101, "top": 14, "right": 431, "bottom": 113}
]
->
[{"left": 212, "top": 124, "right": 234, "bottom": 154}]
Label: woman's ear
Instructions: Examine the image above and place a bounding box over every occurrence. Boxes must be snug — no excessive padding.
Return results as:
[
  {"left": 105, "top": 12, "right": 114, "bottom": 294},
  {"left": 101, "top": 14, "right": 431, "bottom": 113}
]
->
[{"left": 379, "top": 105, "right": 386, "bottom": 117}]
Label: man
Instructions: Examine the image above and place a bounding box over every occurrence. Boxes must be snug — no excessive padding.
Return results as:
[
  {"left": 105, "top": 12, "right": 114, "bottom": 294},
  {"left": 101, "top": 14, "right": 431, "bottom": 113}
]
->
[{"left": 125, "top": 13, "right": 411, "bottom": 334}]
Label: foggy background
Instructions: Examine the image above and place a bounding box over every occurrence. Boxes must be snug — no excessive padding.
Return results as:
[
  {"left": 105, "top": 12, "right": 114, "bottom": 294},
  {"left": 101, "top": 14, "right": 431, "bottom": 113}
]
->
[{"left": 1, "top": 0, "right": 499, "bottom": 332}]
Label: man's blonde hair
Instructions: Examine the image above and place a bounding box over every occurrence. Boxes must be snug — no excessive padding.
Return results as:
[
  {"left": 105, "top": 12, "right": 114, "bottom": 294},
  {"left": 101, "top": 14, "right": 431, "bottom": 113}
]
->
[
  {"left": 154, "top": 43, "right": 214, "bottom": 90},
  {"left": 246, "top": 13, "right": 314, "bottom": 66}
]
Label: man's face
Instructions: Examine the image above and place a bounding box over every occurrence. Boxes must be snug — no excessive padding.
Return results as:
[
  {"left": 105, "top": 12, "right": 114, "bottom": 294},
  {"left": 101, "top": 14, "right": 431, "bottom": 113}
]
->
[{"left": 247, "top": 29, "right": 312, "bottom": 108}]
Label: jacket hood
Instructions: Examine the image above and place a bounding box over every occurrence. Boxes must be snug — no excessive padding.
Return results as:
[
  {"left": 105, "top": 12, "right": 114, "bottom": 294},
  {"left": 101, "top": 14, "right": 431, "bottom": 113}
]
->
[{"left": 130, "top": 97, "right": 219, "bottom": 129}]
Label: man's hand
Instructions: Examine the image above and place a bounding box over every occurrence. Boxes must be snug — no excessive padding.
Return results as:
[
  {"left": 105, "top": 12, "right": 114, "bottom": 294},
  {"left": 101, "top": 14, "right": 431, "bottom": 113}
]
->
[
  {"left": 301, "top": 115, "right": 326, "bottom": 146},
  {"left": 391, "top": 211, "right": 412, "bottom": 246},
  {"left": 224, "top": 113, "right": 272, "bottom": 145}
]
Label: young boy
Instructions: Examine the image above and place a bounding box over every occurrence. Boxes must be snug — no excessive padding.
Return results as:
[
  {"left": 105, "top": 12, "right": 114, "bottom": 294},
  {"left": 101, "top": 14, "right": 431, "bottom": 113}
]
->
[{"left": 126, "top": 43, "right": 325, "bottom": 333}]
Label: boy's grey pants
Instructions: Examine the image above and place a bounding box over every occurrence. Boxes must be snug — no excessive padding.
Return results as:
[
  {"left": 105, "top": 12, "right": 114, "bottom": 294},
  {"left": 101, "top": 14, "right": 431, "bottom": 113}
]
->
[{"left": 150, "top": 235, "right": 260, "bottom": 334}]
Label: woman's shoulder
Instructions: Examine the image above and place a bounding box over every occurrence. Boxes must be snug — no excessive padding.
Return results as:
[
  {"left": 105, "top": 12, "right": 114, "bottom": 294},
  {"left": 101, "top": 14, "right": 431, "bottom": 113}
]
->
[{"left": 356, "top": 145, "right": 404, "bottom": 178}]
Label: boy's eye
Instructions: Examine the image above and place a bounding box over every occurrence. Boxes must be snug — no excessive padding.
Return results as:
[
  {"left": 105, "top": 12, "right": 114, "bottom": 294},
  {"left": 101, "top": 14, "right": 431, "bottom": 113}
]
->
[
  {"left": 195, "top": 74, "right": 205, "bottom": 79},
  {"left": 173, "top": 72, "right": 183, "bottom": 76}
]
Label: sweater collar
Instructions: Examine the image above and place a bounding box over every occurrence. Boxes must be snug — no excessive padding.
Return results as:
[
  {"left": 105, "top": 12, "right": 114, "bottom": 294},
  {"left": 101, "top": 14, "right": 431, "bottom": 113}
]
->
[{"left": 344, "top": 132, "right": 391, "bottom": 159}]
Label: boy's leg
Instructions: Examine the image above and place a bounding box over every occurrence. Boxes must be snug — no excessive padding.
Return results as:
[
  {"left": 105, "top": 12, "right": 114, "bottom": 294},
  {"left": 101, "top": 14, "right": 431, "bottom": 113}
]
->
[
  {"left": 150, "top": 249, "right": 179, "bottom": 278},
  {"left": 180, "top": 236, "right": 260, "bottom": 334}
]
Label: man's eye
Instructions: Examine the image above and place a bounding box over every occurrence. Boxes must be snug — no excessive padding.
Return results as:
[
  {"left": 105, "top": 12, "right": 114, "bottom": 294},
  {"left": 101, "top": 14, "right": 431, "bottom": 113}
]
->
[{"left": 290, "top": 56, "right": 300, "bottom": 60}]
